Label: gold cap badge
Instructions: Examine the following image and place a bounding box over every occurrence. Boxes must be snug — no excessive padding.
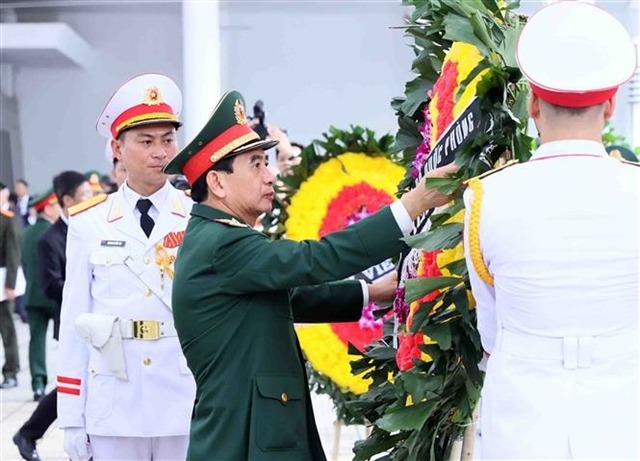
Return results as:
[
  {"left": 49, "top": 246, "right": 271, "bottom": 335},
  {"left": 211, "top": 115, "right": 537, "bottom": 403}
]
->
[
  {"left": 234, "top": 99, "right": 247, "bottom": 125},
  {"left": 143, "top": 86, "right": 163, "bottom": 106}
]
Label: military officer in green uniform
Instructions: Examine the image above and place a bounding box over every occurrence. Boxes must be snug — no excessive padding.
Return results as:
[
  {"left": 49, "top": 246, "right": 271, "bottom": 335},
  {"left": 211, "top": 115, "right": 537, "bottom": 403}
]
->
[
  {"left": 1, "top": 182, "right": 23, "bottom": 389},
  {"left": 165, "top": 90, "right": 457, "bottom": 461},
  {"left": 21, "top": 190, "right": 60, "bottom": 400}
]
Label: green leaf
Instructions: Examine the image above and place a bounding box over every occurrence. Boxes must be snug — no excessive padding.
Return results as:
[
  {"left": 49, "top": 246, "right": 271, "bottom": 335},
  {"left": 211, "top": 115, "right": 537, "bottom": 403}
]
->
[
  {"left": 353, "top": 432, "right": 406, "bottom": 461},
  {"left": 401, "top": 77, "right": 434, "bottom": 116},
  {"left": 366, "top": 346, "right": 398, "bottom": 362},
  {"left": 424, "top": 176, "right": 463, "bottom": 195},
  {"left": 423, "top": 323, "right": 452, "bottom": 350},
  {"left": 429, "top": 199, "right": 465, "bottom": 227},
  {"left": 404, "top": 276, "right": 461, "bottom": 304},
  {"left": 376, "top": 400, "right": 436, "bottom": 432},
  {"left": 401, "top": 372, "right": 443, "bottom": 403},
  {"left": 441, "top": 258, "right": 467, "bottom": 277},
  {"left": 442, "top": 15, "right": 490, "bottom": 57},
  {"left": 402, "top": 222, "right": 463, "bottom": 251},
  {"left": 499, "top": 23, "right": 522, "bottom": 69}
]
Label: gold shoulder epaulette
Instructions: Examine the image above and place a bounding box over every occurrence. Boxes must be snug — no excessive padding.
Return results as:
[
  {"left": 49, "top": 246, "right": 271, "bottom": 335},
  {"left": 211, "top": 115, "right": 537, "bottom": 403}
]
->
[
  {"left": 464, "top": 159, "right": 519, "bottom": 185},
  {"left": 619, "top": 159, "right": 640, "bottom": 167},
  {"left": 213, "top": 218, "right": 248, "bottom": 228},
  {"left": 0, "top": 208, "right": 15, "bottom": 218},
  {"left": 69, "top": 194, "right": 108, "bottom": 216}
]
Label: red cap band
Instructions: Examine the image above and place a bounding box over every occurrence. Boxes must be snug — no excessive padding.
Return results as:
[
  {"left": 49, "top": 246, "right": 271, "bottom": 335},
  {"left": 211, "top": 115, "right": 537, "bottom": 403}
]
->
[
  {"left": 33, "top": 193, "right": 58, "bottom": 212},
  {"left": 530, "top": 83, "right": 618, "bottom": 108},
  {"left": 111, "top": 102, "right": 177, "bottom": 138},
  {"left": 182, "top": 124, "right": 259, "bottom": 184}
]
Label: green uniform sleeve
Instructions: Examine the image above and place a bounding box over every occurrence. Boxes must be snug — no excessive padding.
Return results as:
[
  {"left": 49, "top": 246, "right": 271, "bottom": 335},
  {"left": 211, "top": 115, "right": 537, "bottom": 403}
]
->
[
  {"left": 213, "top": 206, "right": 405, "bottom": 294},
  {"left": 291, "top": 279, "right": 363, "bottom": 323}
]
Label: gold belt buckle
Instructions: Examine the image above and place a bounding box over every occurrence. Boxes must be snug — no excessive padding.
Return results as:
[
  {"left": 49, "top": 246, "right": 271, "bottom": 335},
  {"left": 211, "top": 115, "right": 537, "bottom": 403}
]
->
[{"left": 132, "top": 320, "right": 160, "bottom": 340}]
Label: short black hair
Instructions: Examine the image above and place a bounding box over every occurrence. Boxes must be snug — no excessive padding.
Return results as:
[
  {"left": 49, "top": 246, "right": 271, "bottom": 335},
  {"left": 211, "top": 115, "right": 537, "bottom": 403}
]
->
[
  {"left": 190, "top": 155, "right": 235, "bottom": 203},
  {"left": 16, "top": 178, "right": 28, "bottom": 187},
  {"left": 53, "top": 171, "right": 87, "bottom": 206}
]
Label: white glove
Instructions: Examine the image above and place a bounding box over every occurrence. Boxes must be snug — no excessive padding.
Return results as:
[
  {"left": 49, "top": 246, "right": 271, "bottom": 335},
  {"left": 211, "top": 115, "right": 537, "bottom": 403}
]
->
[{"left": 64, "top": 427, "right": 92, "bottom": 461}]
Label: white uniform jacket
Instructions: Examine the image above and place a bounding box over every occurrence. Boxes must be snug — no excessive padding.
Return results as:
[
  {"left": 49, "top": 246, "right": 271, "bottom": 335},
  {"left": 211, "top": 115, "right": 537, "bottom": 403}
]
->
[
  {"left": 463, "top": 140, "right": 639, "bottom": 459},
  {"left": 57, "top": 181, "right": 196, "bottom": 437}
]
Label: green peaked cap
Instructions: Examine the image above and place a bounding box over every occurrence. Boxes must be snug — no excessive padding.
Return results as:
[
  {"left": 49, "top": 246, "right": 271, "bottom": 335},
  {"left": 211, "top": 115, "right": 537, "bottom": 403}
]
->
[
  {"left": 164, "top": 90, "right": 278, "bottom": 184},
  {"left": 28, "top": 188, "right": 57, "bottom": 210}
]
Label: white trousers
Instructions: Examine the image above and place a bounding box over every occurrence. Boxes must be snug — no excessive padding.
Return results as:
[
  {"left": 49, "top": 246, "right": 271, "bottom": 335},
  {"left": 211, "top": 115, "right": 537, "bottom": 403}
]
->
[{"left": 89, "top": 435, "right": 189, "bottom": 460}]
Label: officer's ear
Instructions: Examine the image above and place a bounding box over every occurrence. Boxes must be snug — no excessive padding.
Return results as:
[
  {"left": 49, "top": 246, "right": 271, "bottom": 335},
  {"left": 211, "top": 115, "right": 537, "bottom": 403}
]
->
[
  {"left": 603, "top": 95, "right": 616, "bottom": 120},
  {"left": 528, "top": 93, "right": 540, "bottom": 119},
  {"left": 111, "top": 138, "right": 123, "bottom": 162},
  {"left": 205, "top": 170, "right": 226, "bottom": 199}
]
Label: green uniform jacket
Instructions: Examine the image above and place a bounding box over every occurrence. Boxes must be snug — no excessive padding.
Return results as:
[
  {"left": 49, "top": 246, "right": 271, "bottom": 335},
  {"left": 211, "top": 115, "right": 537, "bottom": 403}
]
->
[
  {"left": 1, "top": 211, "right": 22, "bottom": 289},
  {"left": 172, "top": 204, "right": 407, "bottom": 461},
  {"left": 21, "top": 217, "right": 53, "bottom": 308}
]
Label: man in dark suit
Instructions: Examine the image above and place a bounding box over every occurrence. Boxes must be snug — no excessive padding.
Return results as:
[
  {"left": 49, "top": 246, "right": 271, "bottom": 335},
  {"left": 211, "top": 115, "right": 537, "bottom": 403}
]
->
[
  {"left": 12, "top": 172, "right": 91, "bottom": 461},
  {"left": 14, "top": 179, "right": 31, "bottom": 227},
  {"left": 21, "top": 190, "right": 59, "bottom": 401},
  {"left": 164, "top": 90, "right": 457, "bottom": 460}
]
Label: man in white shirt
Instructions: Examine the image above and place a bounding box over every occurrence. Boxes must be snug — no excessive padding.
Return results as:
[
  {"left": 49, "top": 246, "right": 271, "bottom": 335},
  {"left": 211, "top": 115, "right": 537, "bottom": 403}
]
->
[{"left": 57, "top": 73, "right": 196, "bottom": 461}]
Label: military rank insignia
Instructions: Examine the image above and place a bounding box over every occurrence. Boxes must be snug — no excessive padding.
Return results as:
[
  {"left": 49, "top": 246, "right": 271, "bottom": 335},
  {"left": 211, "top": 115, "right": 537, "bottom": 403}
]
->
[{"left": 214, "top": 218, "right": 248, "bottom": 228}]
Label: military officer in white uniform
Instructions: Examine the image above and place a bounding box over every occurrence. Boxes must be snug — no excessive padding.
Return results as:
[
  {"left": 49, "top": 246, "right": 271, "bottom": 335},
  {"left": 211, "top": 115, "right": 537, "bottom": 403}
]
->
[
  {"left": 57, "top": 74, "right": 196, "bottom": 460},
  {"left": 464, "top": 2, "right": 638, "bottom": 459}
]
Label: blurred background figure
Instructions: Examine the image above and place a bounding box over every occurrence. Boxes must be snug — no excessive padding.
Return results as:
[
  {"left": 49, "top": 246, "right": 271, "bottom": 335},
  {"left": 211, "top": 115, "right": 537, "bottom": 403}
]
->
[
  {"left": 276, "top": 139, "right": 303, "bottom": 176},
  {"left": 85, "top": 170, "right": 105, "bottom": 195},
  {"left": 12, "top": 171, "right": 91, "bottom": 461},
  {"left": 14, "top": 179, "right": 31, "bottom": 227},
  {"left": 0, "top": 182, "right": 23, "bottom": 390},
  {"left": 21, "top": 190, "right": 60, "bottom": 402}
]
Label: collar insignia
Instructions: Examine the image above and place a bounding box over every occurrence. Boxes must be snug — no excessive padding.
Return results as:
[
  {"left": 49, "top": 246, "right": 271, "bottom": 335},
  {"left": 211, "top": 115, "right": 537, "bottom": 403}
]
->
[{"left": 214, "top": 218, "right": 248, "bottom": 228}]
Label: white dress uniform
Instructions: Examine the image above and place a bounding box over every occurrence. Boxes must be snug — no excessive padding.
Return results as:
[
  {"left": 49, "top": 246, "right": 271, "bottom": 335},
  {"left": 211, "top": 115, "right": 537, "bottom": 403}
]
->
[
  {"left": 57, "top": 181, "right": 195, "bottom": 436},
  {"left": 462, "top": 3, "right": 638, "bottom": 458},
  {"left": 57, "top": 73, "right": 195, "bottom": 461},
  {"left": 464, "top": 141, "right": 639, "bottom": 459}
]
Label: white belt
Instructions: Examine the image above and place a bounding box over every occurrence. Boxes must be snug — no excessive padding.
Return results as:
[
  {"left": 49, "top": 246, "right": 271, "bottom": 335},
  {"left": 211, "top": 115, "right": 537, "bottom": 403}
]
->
[
  {"left": 119, "top": 319, "right": 177, "bottom": 340},
  {"left": 498, "top": 328, "right": 637, "bottom": 369}
]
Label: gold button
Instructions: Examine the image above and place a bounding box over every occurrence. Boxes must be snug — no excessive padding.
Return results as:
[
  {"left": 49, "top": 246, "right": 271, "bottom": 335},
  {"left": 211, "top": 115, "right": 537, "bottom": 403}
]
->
[
  {"left": 106, "top": 258, "right": 112, "bottom": 265},
  {"left": 90, "top": 368, "right": 96, "bottom": 374},
  {"left": 281, "top": 392, "right": 288, "bottom": 404},
  {"left": 143, "top": 256, "right": 150, "bottom": 264},
  {"left": 145, "top": 288, "right": 152, "bottom": 297},
  {"left": 143, "top": 357, "right": 152, "bottom": 366}
]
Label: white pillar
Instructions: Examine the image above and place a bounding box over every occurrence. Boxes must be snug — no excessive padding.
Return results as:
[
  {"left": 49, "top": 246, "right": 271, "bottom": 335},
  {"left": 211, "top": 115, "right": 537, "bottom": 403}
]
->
[
  {"left": 182, "top": 0, "right": 221, "bottom": 142},
  {"left": 631, "top": 4, "right": 640, "bottom": 149}
]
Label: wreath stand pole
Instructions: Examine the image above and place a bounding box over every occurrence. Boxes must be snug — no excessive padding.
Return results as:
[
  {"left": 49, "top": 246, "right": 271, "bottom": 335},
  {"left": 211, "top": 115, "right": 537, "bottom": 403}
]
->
[
  {"left": 331, "top": 419, "right": 342, "bottom": 461},
  {"left": 460, "top": 400, "right": 480, "bottom": 460}
]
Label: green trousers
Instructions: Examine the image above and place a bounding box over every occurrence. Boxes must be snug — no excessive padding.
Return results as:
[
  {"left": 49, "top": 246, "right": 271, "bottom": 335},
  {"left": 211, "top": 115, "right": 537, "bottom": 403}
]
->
[
  {"left": 0, "top": 300, "right": 19, "bottom": 379},
  {"left": 26, "top": 305, "right": 53, "bottom": 391}
]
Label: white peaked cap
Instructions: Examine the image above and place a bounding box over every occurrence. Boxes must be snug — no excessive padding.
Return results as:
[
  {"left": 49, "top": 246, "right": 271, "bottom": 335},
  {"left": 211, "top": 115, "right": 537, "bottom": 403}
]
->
[
  {"left": 97, "top": 73, "right": 182, "bottom": 138},
  {"left": 517, "top": 1, "right": 636, "bottom": 107}
]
